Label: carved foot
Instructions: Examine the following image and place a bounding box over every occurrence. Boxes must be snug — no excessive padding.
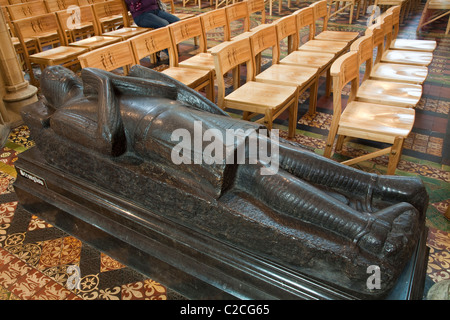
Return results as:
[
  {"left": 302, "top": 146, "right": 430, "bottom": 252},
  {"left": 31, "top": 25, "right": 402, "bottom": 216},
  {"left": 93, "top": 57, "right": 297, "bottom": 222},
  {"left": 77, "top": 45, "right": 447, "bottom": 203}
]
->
[{"left": 357, "top": 203, "right": 419, "bottom": 262}]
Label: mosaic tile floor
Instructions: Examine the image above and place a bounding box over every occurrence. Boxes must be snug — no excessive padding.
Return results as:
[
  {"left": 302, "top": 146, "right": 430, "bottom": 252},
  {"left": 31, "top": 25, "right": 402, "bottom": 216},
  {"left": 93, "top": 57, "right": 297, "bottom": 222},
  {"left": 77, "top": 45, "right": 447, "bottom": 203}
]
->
[{"left": 1, "top": 0, "right": 449, "bottom": 300}]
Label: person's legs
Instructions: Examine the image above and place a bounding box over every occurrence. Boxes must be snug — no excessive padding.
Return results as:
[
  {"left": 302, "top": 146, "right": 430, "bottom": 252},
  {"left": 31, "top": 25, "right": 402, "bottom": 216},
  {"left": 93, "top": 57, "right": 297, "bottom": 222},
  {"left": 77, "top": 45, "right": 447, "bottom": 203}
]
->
[
  {"left": 133, "top": 10, "right": 171, "bottom": 29},
  {"left": 156, "top": 10, "right": 180, "bottom": 24}
]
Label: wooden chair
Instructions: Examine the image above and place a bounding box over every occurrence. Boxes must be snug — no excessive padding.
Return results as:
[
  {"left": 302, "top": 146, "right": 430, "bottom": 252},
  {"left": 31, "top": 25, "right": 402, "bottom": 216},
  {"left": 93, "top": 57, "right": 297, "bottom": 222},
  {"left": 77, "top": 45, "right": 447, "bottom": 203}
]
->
[
  {"left": 211, "top": 37, "right": 299, "bottom": 138},
  {"left": 93, "top": 1, "right": 148, "bottom": 39},
  {"left": 310, "top": 0, "right": 360, "bottom": 43},
  {"left": 327, "top": 0, "right": 362, "bottom": 24},
  {"left": 129, "top": 27, "right": 215, "bottom": 101},
  {"left": 6, "top": 1, "right": 48, "bottom": 20},
  {"left": 7, "top": 1, "right": 59, "bottom": 52},
  {"left": 387, "top": 6, "right": 436, "bottom": 52},
  {"left": 13, "top": 12, "right": 88, "bottom": 85},
  {"left": 200, "top": 7, "right": 230, "bottom": 52},
  {"left": 225, "top": 1, "right": 250, "bottom": 39},
  {"left": 43, "top": 0, "right": 78, "bottom": 12},
  {"left": 294, "top": 7, "right": 349, "bottom": 96},
  {"left": 324, "top": 51, "right": 415, "bottom": 175},
  {"left": 55, "top": 4, "right": 96, "bottom": 42},
  {"left": 355, "top": 27, "right": 428, "bottom": 85},
  {"left": 378, "top": 12, "right": 433, "bottom": 67},
  {"left": 247, "top": 0, "right": 266, "bottom": 25},
  {"left": 168, "top": 16, "right": 215, "bottom": 75},
  {"left": 92, "top": 0, "right": 124, "bottom": 32},
  {"left": 250, "top": 25, "right": 320, "bottom": 115},
  {"left": 56, "top": 5, "right": 120, "bottom": 50},
  {"left": 225, "top": 1, "right": 268, "bottom": 41},
  {"left": 275, "top": 13, "right": 335, "bottom": 100},
  {"left": 351, "top": 31, "right": 423, "bottom": 108},
  {"left": 78, "top": 40, "right": 136, "bottom": 75},
  {"left": 417, "top": 0, "right": 450, "bottom": 34},
  {"left": 294, "top": 7, "right": 348, "bottom": 56}
]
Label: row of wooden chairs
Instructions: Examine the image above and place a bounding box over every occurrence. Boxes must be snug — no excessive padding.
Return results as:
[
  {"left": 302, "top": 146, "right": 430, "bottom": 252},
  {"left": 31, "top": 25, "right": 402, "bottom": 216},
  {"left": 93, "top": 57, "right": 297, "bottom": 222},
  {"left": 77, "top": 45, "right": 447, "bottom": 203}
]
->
[
  {"left": 77, "top": 0, "right": 361, "bottom": 139},
  {"left": 11, "top": 2, "right": 151, "bottom": 85},
  {"left": 324, "top": 6, "right": 436, "bottom": 174}
]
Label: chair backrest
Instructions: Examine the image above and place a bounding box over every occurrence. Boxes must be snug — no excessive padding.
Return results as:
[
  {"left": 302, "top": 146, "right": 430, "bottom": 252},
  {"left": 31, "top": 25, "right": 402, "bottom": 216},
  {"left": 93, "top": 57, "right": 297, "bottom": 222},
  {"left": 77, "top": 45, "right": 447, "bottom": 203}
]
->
[
  {"left": 169, "top": 16, "right": 207, "bottom": 64},
  {"left": 56, "top": 5, "right": 98, "bottom": 44},
  {"left": 225, "top": 1, "right": 250, "bottom": 38},
  {"left": 274, "top": 13, "right": 298, "bottom": 54},
  {"left": 200, "top": 7, "right": 230, "bottom": 42},
  {"left": 246, "top": 0, "right": 266, "bottom": 25},
  {"left": 365, "top": 23, "right": 384, "bottom": 64},
  {"left": 310, "top": 0, "right": 329, "bottom": 33},
  {"left": 330, "top": 51, "right": 359, "bottom": 110},
  {"left": 350, "top": 33, "right": 373, "bottom": 81},
  {"left": 249, "top": 24, "right": 279, "bottom": 67},
  {"left": 78, "top": 40, "right": 136, "bottom": 74},
  {"left": 294, "top": 7, "right": 315, "bottom": 44},
  {"left": 129, "top": 26, "right": 177, "bottom": 66},
  {"left": 12, "top": 12, "right": 63, "bottom": 43},
  {"left": 211, "top": 37, "right": 254, "bottom": 108},
  {"left": 44, "top": 0, "right": 78, "bottom": 12},
  {"left": 381, "top": 10, "right": 393, "bottom": 44},
  {"left": 92, "top": 0, "right": 126, "bottom": 32},
  {"left": 6, "top": 0, "right": 48, "bottom": 20},
  {"left": 386, "top": 5, "right": 401, "bottom": 39}
]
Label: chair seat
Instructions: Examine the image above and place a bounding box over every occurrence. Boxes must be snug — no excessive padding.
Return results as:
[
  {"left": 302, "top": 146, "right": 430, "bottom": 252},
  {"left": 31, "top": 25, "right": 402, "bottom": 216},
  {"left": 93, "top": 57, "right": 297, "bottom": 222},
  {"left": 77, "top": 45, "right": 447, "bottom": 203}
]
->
[
  {"left": 69, "top": 36, "right": 120, "bottom": 50},
  {"left": 161, "top": 67, "right": 211, "bottom": 87},
  {"left": 371, "top": 63, "right": 428, "bottom": 84},
  {"left": 255, "top": 64, "right": 318, "bottom": 87},
  {"left": 390, "top": 39, "right": 437, "bottom": 52},
  {"left": 279, "top": 51, "right": 335, "bottom": 70},
  {"left": 30, "top": 46, "right": 88, "bottom": 64},
  {"left": 178, "top": 52, "right": 216, "bottom": 71},
  {"left": 225, "top": 81, "right": 297, "bottom": 114},
  {"left": 102, "top": 27, "right": 149, "bottom": 40},
  {"left": 381, "top": 49, "right": 433, "bottom": 66},
  {"left": 314, "top": 30, "right": 359, "bottom": 43},
  {"left": 339, "top": 101, "right": 415, "bottom": 144},
  {"left": 357, "top": 79, "right": 422, "bottom": 108},
  {"left": 298, "top": 39, "right": 348, "bottom": 54}
]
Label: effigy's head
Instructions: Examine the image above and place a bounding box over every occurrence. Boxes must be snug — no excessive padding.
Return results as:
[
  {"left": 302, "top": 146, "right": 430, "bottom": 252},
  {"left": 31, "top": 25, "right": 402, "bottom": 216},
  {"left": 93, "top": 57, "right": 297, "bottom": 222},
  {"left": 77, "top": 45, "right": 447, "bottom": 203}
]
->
[{"left": 40, "top": 66, "right": 83, "bottom": 110}]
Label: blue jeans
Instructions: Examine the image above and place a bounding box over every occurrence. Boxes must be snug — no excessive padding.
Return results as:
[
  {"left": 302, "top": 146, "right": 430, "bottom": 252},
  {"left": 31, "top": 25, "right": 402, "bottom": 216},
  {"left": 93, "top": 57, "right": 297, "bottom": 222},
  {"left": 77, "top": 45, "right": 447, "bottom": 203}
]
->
[{"left": 133, "top": 9, "right": 180, "bottom": 29}]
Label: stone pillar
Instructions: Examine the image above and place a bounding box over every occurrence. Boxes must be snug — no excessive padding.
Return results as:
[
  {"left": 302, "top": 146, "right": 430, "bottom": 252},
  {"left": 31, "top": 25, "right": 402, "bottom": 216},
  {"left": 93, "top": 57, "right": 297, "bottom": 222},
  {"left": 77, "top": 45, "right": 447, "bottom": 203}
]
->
[{"left": 0, "top": 8, "right": 38, "bottom": 128}]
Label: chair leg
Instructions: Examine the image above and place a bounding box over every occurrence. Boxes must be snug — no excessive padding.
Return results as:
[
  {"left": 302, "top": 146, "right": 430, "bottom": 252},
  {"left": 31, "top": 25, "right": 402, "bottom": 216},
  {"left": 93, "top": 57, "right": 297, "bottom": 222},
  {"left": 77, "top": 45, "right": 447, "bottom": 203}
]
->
[
  {"left": 349, "top": 3, "right": 354, "bottom": 24},
  {"left": 308, "top": 77, "right": 319, "bottom": 115},
  {"left": 386, "top": 137, "right": 404, "bottom": 175},
  {"left": 206, "top": 73, "right": 215, "bottom": 102},
  {"left": 264, "top": 108, "right": 274, "bottom": 130},
  {"left": 325, "top": 68, "right": 332, "bottom": 97},
  {"left": 335, "top": 134, "right": 345, "bottom": 152},
  {"left": 288, "top": 95, "right": 299, "bottom": 138},
  {"left": 324, "top": 119, "right": 340, "bottom": 158},
  {"left": 446, "top": 15, "right": 450, "bottom": 34}
]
